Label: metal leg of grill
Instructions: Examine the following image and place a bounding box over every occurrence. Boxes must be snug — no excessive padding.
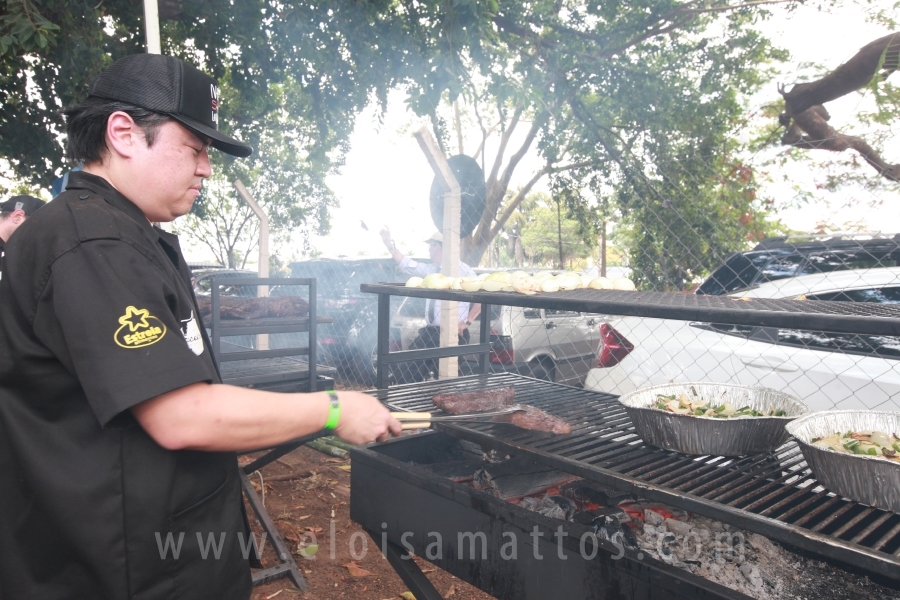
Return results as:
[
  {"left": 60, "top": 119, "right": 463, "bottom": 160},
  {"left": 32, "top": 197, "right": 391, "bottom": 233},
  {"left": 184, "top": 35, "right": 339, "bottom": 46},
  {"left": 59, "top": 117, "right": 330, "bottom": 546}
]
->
[
  {"left": 240, "top": 469, "right": 308, "bottom": 591},
  {"left": 371, "top": 535, "right": 443, "bottom": 600}
]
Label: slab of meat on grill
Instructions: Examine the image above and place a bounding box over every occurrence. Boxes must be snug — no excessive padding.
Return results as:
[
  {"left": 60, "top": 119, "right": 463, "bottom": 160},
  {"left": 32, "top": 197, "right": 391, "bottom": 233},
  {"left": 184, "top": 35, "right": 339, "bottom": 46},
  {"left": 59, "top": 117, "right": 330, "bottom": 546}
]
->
[
  {"left": 432, "top": 387, "right": 515, "bottom": 414},
  {"left": 509, "top": 406, "right": 572, "bottom": 435},
  {"left": 432, "top": 388, "right": 571, "bottom": 434}
]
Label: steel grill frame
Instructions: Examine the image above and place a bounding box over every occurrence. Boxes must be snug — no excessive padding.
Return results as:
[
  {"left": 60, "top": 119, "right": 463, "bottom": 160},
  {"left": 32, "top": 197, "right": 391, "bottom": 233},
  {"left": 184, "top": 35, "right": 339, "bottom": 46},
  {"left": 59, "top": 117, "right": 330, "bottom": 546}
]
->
[
  {"left": 360, "top": 283, "right": 900, "bottom": 336},
  {"left": 372, "top": 373, "right": 900, "bottom": 582}
]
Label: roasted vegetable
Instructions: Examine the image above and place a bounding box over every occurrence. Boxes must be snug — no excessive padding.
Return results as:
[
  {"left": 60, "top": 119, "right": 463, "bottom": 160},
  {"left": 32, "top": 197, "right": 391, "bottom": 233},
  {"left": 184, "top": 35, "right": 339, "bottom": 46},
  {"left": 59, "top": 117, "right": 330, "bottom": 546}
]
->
[{"left": 653, "top": 394, "right": 787, "bottom": 418}]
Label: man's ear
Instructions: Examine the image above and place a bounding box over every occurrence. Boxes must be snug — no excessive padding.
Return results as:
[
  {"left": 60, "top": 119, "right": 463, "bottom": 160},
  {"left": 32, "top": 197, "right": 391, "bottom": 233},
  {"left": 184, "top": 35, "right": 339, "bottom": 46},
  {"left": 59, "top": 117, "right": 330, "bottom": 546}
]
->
[{"left": 105, "top": 111, "right": 142, "bottom": 159}]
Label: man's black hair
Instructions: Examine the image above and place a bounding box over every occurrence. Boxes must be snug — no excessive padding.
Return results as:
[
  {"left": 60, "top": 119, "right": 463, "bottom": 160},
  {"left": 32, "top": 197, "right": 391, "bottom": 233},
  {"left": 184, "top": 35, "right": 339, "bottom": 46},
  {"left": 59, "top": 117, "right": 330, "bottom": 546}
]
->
[{"left": 63, "top": 97, "right": 171, "bottom": 165}]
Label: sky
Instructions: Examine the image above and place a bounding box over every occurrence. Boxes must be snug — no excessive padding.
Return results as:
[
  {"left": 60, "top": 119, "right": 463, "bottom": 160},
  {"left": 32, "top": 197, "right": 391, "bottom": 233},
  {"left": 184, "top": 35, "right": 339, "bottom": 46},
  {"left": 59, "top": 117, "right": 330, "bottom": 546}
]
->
[{"left": 185, "top": 2, "right": 900, "bottom": 265}]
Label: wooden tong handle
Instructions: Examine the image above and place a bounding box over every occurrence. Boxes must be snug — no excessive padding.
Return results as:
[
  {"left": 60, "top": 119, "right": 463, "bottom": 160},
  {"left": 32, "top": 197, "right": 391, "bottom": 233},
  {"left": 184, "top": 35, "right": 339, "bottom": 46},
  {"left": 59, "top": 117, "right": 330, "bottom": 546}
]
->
[
  {"left": 400, "top": 421, "right": 432, "bottom": 430},
  {"left": 391, "top": 412, "right": 433, "bottom": 421}
]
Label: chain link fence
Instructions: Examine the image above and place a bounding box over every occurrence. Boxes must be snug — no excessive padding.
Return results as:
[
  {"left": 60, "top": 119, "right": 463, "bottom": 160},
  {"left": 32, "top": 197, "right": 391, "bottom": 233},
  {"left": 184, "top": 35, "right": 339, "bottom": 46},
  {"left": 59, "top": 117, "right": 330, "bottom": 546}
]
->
[{"left": 195, "top": 141, "right": 900, "bottom": 413}]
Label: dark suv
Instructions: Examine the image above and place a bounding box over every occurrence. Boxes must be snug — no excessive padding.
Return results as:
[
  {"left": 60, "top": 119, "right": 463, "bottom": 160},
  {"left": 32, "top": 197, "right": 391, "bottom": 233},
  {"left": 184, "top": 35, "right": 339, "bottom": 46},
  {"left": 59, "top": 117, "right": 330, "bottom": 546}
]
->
[{"left": 696, "top": 234, "right": 900, "bottom": 295}]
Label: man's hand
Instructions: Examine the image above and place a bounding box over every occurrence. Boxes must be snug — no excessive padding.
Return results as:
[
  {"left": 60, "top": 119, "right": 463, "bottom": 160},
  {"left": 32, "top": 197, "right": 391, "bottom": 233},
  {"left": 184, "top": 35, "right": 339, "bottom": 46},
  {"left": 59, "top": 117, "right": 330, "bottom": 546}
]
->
[
  {"left": 458, "top": 321, "right": 468, "bottom": 336},
  {"left": 379, "top": 226, "right": 393, "bottom": 250},
  {"left": 333, "top": 391, "right": 402, "bottom": 444}
]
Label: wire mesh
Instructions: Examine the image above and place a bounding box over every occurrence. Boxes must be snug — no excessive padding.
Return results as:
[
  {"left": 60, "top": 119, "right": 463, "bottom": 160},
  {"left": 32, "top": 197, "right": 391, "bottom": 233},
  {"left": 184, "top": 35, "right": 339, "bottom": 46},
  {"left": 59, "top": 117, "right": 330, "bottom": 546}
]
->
[{"left": 190, "top": 135, "right": 900, "bottom": 412}]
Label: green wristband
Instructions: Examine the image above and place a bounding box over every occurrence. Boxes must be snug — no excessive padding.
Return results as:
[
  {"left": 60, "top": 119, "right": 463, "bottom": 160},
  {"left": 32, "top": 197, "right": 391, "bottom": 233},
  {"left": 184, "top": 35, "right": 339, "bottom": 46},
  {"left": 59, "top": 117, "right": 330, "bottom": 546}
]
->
[{"left": 324, "top": 391, "right": 341, "bottom": 430}]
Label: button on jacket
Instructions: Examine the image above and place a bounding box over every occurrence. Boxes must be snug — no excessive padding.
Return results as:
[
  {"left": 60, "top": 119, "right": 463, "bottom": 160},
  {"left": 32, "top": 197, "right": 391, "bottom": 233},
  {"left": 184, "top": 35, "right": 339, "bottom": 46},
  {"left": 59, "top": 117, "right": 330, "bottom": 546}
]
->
[{"left": 0, "top": 172, "right": 252, "bottom": 599}]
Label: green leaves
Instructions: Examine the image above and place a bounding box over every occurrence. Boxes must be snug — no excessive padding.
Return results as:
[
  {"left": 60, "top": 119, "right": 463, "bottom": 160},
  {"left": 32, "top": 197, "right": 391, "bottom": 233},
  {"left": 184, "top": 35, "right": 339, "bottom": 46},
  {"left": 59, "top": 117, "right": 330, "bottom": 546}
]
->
[{"left": 0, "top": 1, "right": 60, "bottom": 57}]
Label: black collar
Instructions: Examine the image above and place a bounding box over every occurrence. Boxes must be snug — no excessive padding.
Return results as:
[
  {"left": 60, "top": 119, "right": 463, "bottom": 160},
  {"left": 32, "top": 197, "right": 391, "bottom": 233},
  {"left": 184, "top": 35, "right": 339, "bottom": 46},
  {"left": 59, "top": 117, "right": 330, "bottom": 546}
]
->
[{"left": 65, "top": 171, "right": 160, "bottom": 240}]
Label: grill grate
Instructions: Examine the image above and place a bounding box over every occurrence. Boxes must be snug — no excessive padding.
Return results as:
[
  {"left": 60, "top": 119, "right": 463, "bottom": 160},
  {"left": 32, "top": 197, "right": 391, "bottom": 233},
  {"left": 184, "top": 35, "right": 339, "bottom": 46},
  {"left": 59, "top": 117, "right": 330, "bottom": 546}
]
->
[{"left": 373, "top": 373, "right": 900, "bottom": 581}]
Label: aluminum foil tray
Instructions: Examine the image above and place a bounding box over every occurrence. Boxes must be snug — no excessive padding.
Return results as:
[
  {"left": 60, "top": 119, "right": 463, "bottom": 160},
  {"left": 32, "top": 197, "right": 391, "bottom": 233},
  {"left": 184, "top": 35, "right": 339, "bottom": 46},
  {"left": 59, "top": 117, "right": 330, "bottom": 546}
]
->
[
  {"left": 619, "top": 382, "right": 809, "bottom": 456},
  {"left": 786, "top": 411, "right": 900, "bottom": 513}
]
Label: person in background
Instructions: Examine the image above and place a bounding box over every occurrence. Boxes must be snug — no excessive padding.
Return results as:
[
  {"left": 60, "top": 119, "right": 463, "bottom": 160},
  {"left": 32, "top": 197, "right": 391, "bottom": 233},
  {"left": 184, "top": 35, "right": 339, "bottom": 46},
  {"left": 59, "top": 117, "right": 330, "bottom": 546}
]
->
[
  {"left": 0, "top": 195, "right": 45, "bottom": 275},
  {"left": 0, "top": 54, "right": 400, "bottom": 600},
  {"left": 380, "top": 227, "right": 481, "bottom": 380}
]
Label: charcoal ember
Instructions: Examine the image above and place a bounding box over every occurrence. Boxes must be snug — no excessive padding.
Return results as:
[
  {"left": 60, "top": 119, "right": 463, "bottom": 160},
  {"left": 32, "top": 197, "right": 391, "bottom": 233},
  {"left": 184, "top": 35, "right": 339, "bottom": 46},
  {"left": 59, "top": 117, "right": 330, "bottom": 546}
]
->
[
  {"left": 520, "top": 495, "right": 577, "bottom": 521},
  {"left": 472, "top": 468, "right": 500, "bottom": 497},
  {"left": 433, "top": 387, "right": 515, "bottom": 414},
  {"left": 593, "top": 512, "right": 639, "bottom": 549},
  {"left": 573, "top": 509, "right": 608, "bottom": 525},
  {"left": 196, "top": 295, "right": 309, "bottom": 321},
  {"left": 509, "top": 405, "right": 572, "bottom": 434}
]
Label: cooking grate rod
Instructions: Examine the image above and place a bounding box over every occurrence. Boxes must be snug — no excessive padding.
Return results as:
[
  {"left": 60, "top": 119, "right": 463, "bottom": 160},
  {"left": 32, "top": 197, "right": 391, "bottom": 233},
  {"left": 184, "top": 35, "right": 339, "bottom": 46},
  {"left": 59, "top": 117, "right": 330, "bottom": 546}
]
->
[
  {"left": 833, "top": 508, "right": 879, "bottom": 538},
  {"left": 714, "top": 455, "right": 809, "bottom": 505}
]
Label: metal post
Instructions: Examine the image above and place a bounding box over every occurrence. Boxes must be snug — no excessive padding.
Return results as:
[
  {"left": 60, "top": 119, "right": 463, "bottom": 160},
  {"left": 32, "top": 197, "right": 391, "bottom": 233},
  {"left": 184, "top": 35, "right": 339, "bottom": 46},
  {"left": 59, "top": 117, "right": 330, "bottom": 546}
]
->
[
  {"left": 234, "top": 180, "right": 269, "bottom": 350},
  {"left": 143, "top": 0, "right": 161, "bottom": 54},
  {"left": 308, "top": 278, "right": 317, "bottom": 392},
  {"left": 413, "top": 128, "right": 460, "bottom": 379},
  {"left": 375, "top": 294, "right": 391, "bottom": 389},
  {"left": 478, "top": 303, "right": 491, "bottom": 375},
  {"left": 211, "top": 276, "right": 221, "bottom": 361}
]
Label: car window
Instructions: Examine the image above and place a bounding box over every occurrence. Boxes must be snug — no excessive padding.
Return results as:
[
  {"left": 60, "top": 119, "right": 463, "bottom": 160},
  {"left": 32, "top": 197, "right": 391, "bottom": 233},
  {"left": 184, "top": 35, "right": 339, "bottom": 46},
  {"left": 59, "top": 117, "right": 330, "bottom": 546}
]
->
[
  {"left": 757, "top": 254, "right": 808, "bottom": 283},
  {"left": 523, "top": 308, "right": 541, "bottom": 320},
  {"left": 775, "top": 330, "right": 900, "bottom": 360},
  {"left": 805, "top": 249, "right": 900, "bottom": 273},
  {"left": 194, "top": 272, "right": 257, "bottom": 298},
  {"left": 397, "top": 296, "right": 426, "bottom": 317},
  {"left": 695, "top": 287, "right": 900, "bottom": 360},
  {"left": 805, "top": 286, "right": 900, "bottom": 304},
  {"left": 544, "top": 309, "right": 579, "bottom": 318},
  {"left": 696, "top": 253, "right": 774, "bottom": 295}
]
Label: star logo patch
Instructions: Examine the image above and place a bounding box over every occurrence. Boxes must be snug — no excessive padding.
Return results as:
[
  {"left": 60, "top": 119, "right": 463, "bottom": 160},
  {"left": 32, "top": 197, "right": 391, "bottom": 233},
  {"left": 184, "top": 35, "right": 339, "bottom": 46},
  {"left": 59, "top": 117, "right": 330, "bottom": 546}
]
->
[{"left": 114, "top": 306, "right": 166, "bottom": 349}]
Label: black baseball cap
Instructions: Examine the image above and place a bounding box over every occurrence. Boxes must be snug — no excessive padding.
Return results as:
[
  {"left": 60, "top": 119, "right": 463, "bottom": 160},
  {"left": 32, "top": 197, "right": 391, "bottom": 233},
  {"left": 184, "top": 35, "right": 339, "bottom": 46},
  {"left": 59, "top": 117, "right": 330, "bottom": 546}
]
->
[
  {"left": 0, "top": 195, "right": 45, "bottom": 216},
  {"left": 88, "top": 54, "right": 253, "bottom": 158}
]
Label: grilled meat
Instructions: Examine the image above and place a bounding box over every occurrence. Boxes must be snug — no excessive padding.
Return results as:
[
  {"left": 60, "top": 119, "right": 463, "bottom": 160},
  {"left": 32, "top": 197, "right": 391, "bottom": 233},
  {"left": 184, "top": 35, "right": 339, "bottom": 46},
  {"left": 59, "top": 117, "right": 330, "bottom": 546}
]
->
[
  {"left": 433, "top": 387, "right": 516, "bottom": 414},
  {"left": 509, "top": 405, "right": 572, "bottom": 434}
]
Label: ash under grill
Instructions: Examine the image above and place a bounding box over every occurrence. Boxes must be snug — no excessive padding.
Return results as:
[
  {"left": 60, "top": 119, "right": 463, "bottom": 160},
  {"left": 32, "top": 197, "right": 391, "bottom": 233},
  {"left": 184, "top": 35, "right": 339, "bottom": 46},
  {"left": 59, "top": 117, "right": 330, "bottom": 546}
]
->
[{"left": 371, "top": 373, "right": 900, "bottom": 582}]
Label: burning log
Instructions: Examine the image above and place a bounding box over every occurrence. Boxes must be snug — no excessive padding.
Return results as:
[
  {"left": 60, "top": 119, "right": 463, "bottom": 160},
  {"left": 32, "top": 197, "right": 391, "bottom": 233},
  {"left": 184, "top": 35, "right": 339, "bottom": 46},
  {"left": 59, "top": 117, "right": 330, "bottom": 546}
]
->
[{"left": 471, "top": 457, "right": 578, "bottom": 500}]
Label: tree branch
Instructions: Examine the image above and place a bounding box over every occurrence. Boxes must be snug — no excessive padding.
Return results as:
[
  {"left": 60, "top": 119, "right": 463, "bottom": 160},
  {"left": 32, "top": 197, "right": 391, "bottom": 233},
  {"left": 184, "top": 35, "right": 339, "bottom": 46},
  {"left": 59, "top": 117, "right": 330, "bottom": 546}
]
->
[
  {"left": 782, "top": 105, "right": 900, "bottom": 181},
  {"left": 490, "top": 159, "right": 598, "bottom": 238}
]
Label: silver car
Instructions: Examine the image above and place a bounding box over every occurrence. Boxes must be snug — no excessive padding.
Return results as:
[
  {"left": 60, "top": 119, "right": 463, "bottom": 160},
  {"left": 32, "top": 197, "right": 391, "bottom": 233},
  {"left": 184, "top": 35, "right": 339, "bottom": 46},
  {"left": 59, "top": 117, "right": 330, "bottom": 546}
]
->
[{"left": 390, "top": 297, "right": 604, "bottom": 385}]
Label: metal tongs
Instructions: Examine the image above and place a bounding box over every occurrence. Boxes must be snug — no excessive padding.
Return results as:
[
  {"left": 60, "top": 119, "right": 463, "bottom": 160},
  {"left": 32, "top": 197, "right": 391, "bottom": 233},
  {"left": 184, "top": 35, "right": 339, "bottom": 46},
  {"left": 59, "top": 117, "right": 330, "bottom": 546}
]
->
[{"left": 391, "top": 405, "right": 525, "bottom": 430}]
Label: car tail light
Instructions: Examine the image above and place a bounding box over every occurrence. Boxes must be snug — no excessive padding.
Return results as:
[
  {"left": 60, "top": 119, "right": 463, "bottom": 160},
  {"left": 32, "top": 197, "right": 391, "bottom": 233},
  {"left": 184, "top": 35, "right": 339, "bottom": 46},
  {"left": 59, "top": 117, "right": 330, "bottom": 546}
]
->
[
  {"left": 490, "top": 333, "right": 514, "bottom": 364},
  {"left": 597, "top": 323, "right": 634, "bottom": 367}
]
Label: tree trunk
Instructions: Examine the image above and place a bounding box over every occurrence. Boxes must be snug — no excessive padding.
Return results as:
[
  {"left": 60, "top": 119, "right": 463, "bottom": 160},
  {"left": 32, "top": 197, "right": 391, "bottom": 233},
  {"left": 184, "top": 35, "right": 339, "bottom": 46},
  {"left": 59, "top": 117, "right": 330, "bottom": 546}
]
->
[
  {"left": 781, "top": 32, "right": 900, "bottom": 117},
  {"left": 600, "top": 223, "right": 607, "bottom": 277}
]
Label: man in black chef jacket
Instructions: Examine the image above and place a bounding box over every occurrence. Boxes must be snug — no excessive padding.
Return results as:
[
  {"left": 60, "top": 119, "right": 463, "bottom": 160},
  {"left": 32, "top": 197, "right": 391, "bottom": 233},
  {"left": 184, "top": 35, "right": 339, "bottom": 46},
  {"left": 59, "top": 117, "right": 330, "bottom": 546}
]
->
[{"left": 0, "top": 54, "right": 401, "bottom": 600}]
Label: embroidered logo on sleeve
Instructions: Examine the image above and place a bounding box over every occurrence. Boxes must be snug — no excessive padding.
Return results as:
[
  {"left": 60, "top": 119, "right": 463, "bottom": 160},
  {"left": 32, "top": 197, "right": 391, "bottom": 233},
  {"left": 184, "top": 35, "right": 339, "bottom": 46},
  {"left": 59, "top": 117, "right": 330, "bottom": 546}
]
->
[
  {"left": 114, "top": 306, "right": 167, "bottom": 348},
  {"left": 180, "top": 311, "right": 204, "bottom": 356}
]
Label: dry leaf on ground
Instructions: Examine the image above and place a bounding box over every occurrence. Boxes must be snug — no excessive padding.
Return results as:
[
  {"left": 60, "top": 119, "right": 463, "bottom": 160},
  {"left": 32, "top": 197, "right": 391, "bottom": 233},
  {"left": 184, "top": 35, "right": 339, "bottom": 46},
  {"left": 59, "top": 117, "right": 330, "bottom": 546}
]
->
[{"left": 344, "top": 562, "right": 373, "bottom": 577}]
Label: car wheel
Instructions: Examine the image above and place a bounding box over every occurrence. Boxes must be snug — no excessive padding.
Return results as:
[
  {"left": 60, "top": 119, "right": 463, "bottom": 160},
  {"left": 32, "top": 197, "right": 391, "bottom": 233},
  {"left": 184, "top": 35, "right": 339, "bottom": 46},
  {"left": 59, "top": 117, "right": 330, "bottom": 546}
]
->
[{"left": 528, "top": 358, "right": 556, "bottom": 382}]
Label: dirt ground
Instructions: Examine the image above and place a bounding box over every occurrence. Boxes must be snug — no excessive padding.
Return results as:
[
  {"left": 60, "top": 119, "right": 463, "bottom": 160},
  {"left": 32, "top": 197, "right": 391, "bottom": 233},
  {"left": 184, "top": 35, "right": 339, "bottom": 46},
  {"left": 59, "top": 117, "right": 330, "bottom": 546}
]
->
[{"left": 242, "top": 443, "right": 494, "bottom": 600}]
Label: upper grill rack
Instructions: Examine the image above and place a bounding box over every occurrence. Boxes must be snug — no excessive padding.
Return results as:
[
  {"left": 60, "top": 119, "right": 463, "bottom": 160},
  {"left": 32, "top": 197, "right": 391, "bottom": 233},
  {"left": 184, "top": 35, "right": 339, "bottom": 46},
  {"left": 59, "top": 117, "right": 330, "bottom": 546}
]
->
[
  {"left": 373, "top": 373, "right": 900, "bottom": 582},
  {"left": 360, "top": 283, "right": 900, "bottom": 336}
]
